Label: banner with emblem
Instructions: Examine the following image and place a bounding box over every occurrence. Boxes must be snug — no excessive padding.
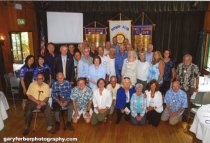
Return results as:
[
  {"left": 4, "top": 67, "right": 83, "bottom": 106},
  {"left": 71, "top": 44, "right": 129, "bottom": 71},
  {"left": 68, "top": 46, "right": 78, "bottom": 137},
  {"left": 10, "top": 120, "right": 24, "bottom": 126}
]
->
[
  {"left": 132, "top": 25, "right": 153, "bottom": 51},
  {"left": 109, "top": 20, "right": 131, "bottom": 45},
  {"left": 85, "top": 27, "right": 107, "bottom": 48}
]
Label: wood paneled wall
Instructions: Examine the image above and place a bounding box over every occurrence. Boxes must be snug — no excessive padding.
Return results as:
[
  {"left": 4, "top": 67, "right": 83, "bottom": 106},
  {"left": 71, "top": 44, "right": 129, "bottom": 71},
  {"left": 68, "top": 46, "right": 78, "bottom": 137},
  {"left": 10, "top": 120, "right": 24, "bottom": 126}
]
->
[
  {"left": 204, "top": 2, "right": 210, "bottom": 32},
  {"left": 0, "top": 1, "right": 38, "bottom": 73}
]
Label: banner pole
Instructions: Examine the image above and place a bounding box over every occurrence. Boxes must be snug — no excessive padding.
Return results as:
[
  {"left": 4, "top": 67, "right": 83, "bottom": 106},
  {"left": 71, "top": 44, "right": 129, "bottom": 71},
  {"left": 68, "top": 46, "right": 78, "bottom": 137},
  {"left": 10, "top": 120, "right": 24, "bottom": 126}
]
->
[{"left": 142, "top": 12, "right": 145, "bottom": 25}]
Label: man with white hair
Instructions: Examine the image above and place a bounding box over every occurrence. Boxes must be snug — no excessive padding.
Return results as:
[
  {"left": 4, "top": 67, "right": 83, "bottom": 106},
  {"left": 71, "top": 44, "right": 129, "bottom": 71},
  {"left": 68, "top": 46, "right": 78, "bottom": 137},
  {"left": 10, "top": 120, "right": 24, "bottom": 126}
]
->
[
  {"left": 145, "top": 44, "right": 154, "bottom": 63},
  {"left": 176, "top": 54, "right": 199, "bottom": 121}
]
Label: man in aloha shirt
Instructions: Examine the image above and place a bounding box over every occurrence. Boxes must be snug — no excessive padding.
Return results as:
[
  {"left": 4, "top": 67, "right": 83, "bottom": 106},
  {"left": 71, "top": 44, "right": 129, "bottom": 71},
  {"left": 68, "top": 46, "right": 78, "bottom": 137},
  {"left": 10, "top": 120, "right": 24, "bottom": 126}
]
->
[{"left": 161, "top": 80, "right": 188, "bottom": 125}]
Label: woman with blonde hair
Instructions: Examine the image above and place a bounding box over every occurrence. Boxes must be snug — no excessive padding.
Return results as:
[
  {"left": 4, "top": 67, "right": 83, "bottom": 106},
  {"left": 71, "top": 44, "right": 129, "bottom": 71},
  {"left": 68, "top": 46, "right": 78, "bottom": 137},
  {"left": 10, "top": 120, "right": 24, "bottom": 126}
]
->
[
  {"left": 121, "top": 50, "right": 138, "bottom": 85},
  {"left": 147, "top": 51, "right": 165, "bottom": 85}
]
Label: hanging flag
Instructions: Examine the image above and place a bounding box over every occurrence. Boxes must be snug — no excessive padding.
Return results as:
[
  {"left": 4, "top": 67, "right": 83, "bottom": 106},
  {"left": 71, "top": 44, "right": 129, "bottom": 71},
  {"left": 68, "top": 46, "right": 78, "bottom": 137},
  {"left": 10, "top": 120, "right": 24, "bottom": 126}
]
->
[
  {"left": 40, "top": 20, "right": 46, "bottom": 56},
  {"left": 132, "top": 25, "right": 153, "bottom": 51},
  {"left": 109, "top": 20, "right": 131, "bottom": 45},
  {"left": 85, "top": 28, "right": 107, "bottom": 48}
]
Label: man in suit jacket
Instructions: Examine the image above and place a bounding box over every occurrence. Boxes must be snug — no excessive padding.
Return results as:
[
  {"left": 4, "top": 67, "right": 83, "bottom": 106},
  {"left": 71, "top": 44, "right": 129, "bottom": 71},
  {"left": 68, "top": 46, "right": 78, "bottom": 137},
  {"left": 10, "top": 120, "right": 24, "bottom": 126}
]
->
[{"left": 53, "top": 45, "right": 75, "bottom": 85}]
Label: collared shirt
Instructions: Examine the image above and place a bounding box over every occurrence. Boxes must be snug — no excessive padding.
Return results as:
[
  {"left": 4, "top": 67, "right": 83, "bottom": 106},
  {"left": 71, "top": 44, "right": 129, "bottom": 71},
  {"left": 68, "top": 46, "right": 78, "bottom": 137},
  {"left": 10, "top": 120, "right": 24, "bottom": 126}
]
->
[
  {"left": 61, "top": 55, "right": 67, "bottom": 63},
  {"left": 176, "top": 63, "right": 199, "bottom": 91},
  {"left": 33, "top": 64, "right": 51, "bottom": 81},
  {"left": 106, "top": 83, "right": 121, "bottom": 100},
  {"left": 19, "top": 65, "right": 34, "bottom": 78},
  {"left": 51, "top": 80, "right": 71, "bottom": 102},
  {"left": 146, "top": 52, "right": 153, "bottom": 63},
  {"left": 136, "top": 60, "right": 150, "bottom": 82},
  {"left": 115, "top": 52, "right": 128, "bottom": 77},
  {"left": 81, "top": 56, "right": 93, "bottom": 65},
  {"left": 164, "top": 89, "right": 188, "bottom": 112},
  {"left": 145, "top": 90, "right": 163, "bottom": 113},
  {"left": 71, "top": 86, "right": 93, "bottom": 111},
  {"left": 93, "top": 88, "right": 112, "bottom": 114},
  {"left": 99, "top": 55, "right": 108, "bottom": 73},
  {"left": 130, "top": 93, "right": 147, "bottom": 117},
  {"left": 26, "top": 82, "right": 50, "bottom": 101},
  {"left": 19, "top": 65, "right": 34, "bottom": 88},
  {"left": 77, "top": 59, "right": 89, "bottom": 78},
  {"left": 88, "top": 64, "right": 106, "bottom": 90}
]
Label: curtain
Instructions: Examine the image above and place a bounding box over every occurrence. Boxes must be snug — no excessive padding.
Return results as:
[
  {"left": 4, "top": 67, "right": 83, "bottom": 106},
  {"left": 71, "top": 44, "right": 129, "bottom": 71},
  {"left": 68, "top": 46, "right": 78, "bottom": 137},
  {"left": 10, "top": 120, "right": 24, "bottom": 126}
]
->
[{"left": 34, "top": 1, "right": 207, "bottom": 66}]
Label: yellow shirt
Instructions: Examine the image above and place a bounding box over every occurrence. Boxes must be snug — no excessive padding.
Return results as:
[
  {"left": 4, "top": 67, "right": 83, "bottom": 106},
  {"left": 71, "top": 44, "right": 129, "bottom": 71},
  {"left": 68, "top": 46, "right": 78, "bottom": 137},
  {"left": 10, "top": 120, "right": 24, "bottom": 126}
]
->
[{"left": 26, "top": 81, "right": 50, "bottom": 101}]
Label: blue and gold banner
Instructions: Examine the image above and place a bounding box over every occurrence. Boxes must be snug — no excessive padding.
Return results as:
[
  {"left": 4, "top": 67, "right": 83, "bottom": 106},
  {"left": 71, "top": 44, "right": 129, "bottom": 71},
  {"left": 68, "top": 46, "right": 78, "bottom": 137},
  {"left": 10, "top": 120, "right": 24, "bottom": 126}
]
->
[
  {"left": 132, "top": 25, "right": 153, "bottom": 51},
  {"left": 85, "top": 28, "right": 107, "bottom": 47},
  {"left": 85, "top": 28, "right": 107, "bottom": 35}
]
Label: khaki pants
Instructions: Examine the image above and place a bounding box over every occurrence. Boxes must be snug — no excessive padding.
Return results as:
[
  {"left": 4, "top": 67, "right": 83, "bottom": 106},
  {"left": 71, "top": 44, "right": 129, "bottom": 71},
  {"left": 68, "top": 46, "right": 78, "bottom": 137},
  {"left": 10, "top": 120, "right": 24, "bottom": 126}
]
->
[
  {"left": 91, "top": 110, "right": 109, "bottom": 125},
  {"left": 161, "top": 109, "right": 182, "bottom": 125}
]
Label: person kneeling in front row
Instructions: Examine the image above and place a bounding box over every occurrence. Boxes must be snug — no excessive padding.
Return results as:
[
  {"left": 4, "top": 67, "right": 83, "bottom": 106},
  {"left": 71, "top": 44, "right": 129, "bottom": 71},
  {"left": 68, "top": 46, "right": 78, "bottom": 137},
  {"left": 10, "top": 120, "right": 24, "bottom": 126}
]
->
[
  {"left": 161, "top": 80, "right": 188, "bottom": 125},
  {"left": 71, "top": 78, "right": 93, "bottom": 123},
  {"left": 130, "top": 83, "right": 147, "bottom": 125},
  {"left": 91, "top": 78, "right": 112, "bottom": 125}
]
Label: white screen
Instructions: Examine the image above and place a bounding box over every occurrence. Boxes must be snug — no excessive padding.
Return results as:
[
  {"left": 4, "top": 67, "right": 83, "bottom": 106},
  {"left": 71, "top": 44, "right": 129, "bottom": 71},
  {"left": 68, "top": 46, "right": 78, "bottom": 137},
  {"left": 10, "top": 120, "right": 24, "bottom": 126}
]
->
[{"left": 47, "top": 12, "right": 83, "bottom": 43}]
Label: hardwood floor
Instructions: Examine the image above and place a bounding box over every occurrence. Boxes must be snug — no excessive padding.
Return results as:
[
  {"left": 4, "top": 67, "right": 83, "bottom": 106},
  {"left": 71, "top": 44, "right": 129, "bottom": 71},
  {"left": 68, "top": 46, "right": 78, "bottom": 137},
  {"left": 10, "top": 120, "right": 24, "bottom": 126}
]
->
[{"left": 1, "top": 100, "right": 201, "bottom": 143}]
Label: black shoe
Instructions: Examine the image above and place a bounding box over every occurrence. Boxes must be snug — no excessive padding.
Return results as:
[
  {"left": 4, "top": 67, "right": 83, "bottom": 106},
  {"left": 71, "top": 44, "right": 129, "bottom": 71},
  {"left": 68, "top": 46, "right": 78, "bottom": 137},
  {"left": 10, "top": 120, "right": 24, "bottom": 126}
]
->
[
  {"left": 23, "top": 128, "right": 30, "bottom": 136},
  {"left": 64, "top": 121, "right": 74, "bottom": 130},
  {"left": 55, "top": 121, "right": 60, "bottom": 131}
]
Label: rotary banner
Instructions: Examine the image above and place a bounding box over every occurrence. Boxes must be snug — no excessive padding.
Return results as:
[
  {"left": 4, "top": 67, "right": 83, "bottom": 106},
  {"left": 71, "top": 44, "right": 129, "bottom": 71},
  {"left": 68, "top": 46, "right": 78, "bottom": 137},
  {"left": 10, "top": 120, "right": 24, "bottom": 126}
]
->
[
  {"left": 85, "top": 27, "right": 107, "bottom": 47},
  {"left": 132, "top": 25, "right": 153, "bottom": 51},
  {"left": 109, "top": 20, "right": 131, "bottom": 45}
]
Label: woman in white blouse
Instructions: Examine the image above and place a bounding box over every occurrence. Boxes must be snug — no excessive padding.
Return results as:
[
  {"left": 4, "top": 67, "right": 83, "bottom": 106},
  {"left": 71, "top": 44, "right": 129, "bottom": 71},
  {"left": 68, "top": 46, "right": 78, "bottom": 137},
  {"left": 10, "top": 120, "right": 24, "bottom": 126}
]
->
[
  {"left": 145, "top": 79, "right": 163, "bottom": 127},
  {"left": 91, "top": 78, "right": 112, "bottom": 125},
  {"left": 121, "top": 50, "right": 138, "bottom": 85}
]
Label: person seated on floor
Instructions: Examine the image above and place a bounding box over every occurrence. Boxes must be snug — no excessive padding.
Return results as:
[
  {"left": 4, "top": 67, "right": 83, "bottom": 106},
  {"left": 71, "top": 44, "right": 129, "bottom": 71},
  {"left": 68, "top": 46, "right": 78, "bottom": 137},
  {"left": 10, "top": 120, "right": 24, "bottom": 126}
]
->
[
  {"left": 51, "top": 72, "right": 73, "bottom": 130},
  {"left": 130, "top": 83, "right": 147, "bottom": 125},
  {"left": 115, "top": 77, "right": 136, "bottom": 124},
  {"left": 106, "top": 76, "right": 121, "bottom": 115},
  {"left": 23, "top": 73, "right": 55, "bottom": 135},
  {"left": 71, "top": 78, "right": 93, "bottom": 124},
  {"left": 91, "top": 78, "right": 112, "bottom": 125},
  {"left": 161, "top": 80, "right": 188, "bottom": 125},
  {"left": 145, "top": 79, "right": 163, "bottom": 127}
]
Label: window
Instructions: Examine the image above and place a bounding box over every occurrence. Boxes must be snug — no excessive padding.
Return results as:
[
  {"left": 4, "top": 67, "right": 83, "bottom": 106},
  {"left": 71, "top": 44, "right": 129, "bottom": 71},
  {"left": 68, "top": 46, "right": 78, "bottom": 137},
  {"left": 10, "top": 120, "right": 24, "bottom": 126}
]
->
[{"left": 10, "top": 32, "right": 33, "bottom": 64}]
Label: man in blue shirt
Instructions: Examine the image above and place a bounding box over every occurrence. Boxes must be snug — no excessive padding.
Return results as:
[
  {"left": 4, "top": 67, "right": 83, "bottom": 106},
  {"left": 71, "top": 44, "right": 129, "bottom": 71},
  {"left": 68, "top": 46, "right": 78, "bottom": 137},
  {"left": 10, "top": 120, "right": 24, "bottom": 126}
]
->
[
  {"left": 115, "top": 44, "right": 128, "bottom": 83},
  {"left": 145, "top": 44, "right": 154, "bottom": 63},
  {"left": 51, "top": 72, "right": 73, "bottom": 130},
  {"left": 161, "top": 80, "right": 188, "bottom": 125}
]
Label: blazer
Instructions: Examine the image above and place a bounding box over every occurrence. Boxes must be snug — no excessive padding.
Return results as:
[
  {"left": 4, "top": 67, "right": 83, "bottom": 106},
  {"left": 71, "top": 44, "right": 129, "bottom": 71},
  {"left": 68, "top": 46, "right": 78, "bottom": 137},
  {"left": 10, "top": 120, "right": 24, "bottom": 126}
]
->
[
  {"left": 53, "top": 54, "right": 75, "bottom": 83},
  {"left": 116, "top": 86, "right": 136, "bottom": 109}
]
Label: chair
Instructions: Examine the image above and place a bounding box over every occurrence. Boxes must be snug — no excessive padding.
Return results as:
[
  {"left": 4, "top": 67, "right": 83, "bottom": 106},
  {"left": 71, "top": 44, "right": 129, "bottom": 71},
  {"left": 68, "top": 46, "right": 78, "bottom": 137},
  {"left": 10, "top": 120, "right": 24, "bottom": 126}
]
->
[
  {"left": 190, "top": 92, "right": 205, "bottom": 107},
  {"left": 187, "top": 92, "right": 210, "bottom": 128},
  {"left": 10, "top": 76, "right": 20, "bottom": 110},
  {"left": 4, "top": 72, "right": 14, "bottom": 95},
  {"left": 201, "top": 92, "right": 210, "bottom": 105}
]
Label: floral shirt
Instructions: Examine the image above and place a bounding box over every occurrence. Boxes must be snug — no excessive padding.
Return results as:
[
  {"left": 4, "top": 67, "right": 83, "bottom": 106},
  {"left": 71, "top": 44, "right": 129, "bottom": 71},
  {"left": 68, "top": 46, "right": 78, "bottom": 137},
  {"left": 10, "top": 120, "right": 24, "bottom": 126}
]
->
[
  {"left": 71, "top": 86, "right": 93, "bottom": 111},
  {"left": 176, "top": 63, "right": 199, "bottom": 91}
]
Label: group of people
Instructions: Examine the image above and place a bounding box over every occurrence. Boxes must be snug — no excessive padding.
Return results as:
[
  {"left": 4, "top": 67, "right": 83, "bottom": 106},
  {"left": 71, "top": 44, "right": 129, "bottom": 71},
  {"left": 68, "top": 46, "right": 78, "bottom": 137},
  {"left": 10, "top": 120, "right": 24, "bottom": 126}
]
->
[{"left": 19, "top": 38, "right": 199, "bottom": 135}]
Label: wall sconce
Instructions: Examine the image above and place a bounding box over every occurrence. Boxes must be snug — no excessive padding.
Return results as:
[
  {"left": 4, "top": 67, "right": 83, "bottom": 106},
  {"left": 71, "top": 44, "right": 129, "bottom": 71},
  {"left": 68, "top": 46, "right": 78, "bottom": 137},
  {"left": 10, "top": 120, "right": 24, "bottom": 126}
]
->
[{"left": 0, "top": 34, "right": 5, "bottom": 41}]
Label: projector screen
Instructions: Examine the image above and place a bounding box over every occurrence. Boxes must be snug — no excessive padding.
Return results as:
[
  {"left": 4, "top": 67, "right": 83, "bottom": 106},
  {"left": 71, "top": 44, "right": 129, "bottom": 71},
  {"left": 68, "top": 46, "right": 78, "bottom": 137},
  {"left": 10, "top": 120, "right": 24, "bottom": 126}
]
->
[{"left": 47, "top": 12, "right": 83, "bottom": 43}]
